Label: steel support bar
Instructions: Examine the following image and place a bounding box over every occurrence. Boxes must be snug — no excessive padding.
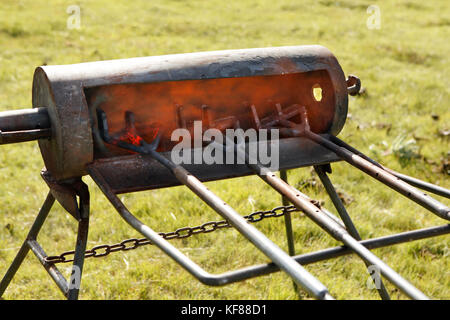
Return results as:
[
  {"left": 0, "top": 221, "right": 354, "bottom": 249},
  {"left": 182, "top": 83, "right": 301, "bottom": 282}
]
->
[
  {"left": 0, "top": 193, "right": 55, "bottom": 297},
  {"left": 280, "top": 170, "right": 296, "bottom": 258},
  {"left": 0, "top": 128, "right": 52, "bottom": 145},
  {"left": 314, "top": 165, "right": 360, "bottom": 237},
  {"left": 0, "top": 107, "right": 50, "bottom": 132},
  {"left": 276, "top": 173, "right": 345, "bottom": 228},
  {"left": 314, "top": 165, "right": 391, "bottom": 300},
  {"left": 279, "top": 170, "right": 299, "bottom": 295},
  {"left": 328, "top": 135, "right": 450, "bottom": 199},
  {"left": 67, "top": 187, "right": 90, "bottom": 300},
  {"left": 89, "top": 164, "right": 334, "bottom": 300},
  {"left": 27, "top": 239, "right": 69, "bottom": 296},
  {"left": 306, "top": 132, "right": 450, "bottom": 221}
]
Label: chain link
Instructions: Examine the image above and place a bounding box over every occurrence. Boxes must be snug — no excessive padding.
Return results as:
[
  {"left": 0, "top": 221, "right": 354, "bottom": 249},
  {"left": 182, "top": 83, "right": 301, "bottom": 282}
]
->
[{"left": 44, "top": 205, "right": 301, "bottom": 264}]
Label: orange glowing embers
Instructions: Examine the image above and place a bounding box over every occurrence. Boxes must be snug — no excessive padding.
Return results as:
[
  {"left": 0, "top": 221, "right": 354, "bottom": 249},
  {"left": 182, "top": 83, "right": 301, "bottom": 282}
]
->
[
  {"left": 110, "top": 111, "right": 159, "bottom": 150},
  {"left": 123, "top": 131, "right": 143, "bottom": 146},
  {"left": 87, "top": 70, "right": 336, "bottom": 156}
]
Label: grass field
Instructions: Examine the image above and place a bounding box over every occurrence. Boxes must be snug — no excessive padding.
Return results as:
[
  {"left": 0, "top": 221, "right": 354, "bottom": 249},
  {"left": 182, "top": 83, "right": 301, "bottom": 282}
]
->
[{"left": 0, "top": 0, "right": 449, "bottom": 300}]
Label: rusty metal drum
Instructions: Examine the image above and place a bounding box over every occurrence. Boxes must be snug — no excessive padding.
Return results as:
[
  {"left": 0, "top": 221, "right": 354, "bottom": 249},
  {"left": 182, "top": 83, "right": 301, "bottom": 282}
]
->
[{"left": 32, "top": 45, "right": 348, "bottom": 180}]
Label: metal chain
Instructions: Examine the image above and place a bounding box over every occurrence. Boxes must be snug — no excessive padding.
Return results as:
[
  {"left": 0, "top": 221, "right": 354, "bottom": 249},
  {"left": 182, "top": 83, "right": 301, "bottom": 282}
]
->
[{"left": 44, "top": 205, "right": 301, "bottom": 264}]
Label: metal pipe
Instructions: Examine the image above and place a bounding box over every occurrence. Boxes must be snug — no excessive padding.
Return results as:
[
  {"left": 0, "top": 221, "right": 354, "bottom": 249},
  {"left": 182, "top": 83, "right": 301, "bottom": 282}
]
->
[
  {"left": 27, "top": 239, "right": 69, "bottom": 296},
  {"left": 67, "top": 191, "right": 90, "bottom": 300},
  {"left": 280, "top": 170, "right": 296, "bottom": 257},
  {"left": 0, "top": 107, "right": 50, "bottom": 132},
  {"left": 314, "top": 165, "right": 361, "bottom": 237},
  {"left": 0, "top": 107, "right": 51, "bottom": 144},
  {"left": 328, "top": 135, "right": 450, "bottom": 199},
  {"left": 0, "top": 128, "right": 51, "bottom": 144},
  {"left": 278, "top": 175, "right": 346, "bottom": 228},
  {"left": 307, "top": 132, "right": 450, "bottom": 221},
  {"left": 280, "top": 170, "right": 299, "bottom": 295}
]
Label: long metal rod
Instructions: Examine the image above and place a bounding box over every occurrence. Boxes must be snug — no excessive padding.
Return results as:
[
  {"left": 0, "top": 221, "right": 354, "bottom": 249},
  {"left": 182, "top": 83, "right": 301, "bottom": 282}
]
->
[
  {"left": 0, "top": 128, "right": 52, "bottom": 145},
  {"left": 226, "top": 140, "right": 429, "bottom": 299},
  {"left": 0, "top": 107, "right": 50, "bottom": 132},
  {"left": 314, "top": 165, "right": 391, "bottom": 300},
  {"left": 27, "top": 239, "right": 69, "bottom": 296},
  {"left": 314, "top": 165, "right": 360, "bottom": 237},
  {"left": 328, "top": 135, "right": 450, "bottom": 199},
  {"left": 0, "top": 193, "right": 55, "bottom": 297},
  {"left": 277, "top": 173, "right": 346, "bottom": 228},
  {"left": 175, "top": 168, "right": 334, "bottom": 299},
  {"left": 305, "top": 132, "right": 450, "bottom": 221},
  {"left": 88, "top": 165, "right": 333, "bottom": 300}
]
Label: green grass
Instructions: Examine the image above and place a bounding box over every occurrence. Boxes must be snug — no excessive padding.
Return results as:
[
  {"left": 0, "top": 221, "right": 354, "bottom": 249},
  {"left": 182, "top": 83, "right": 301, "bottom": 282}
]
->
[{"left": 0, "top": 0, "right": 449, "bottom": 300}]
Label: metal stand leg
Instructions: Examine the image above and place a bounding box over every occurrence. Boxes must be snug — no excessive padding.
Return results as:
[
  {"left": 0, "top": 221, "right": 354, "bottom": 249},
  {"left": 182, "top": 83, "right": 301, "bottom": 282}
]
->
[
  {"left": 0, "top": 193, "right": 55, "bottom": 297},
  {"left": 280, "top": 170, "right": 299, "bottom": 295},
  {"left": 67, "top": 183, "right": 90, "bottom": 300},
  {"left": 0, "top": 179, "right": 90, "bottom": 300},
  {"left": 314, "top": 164, "right": 391, "bottom": 300}
]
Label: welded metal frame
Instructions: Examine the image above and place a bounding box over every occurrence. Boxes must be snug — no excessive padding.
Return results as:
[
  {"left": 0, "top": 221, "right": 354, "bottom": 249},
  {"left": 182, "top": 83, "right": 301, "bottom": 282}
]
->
[
  {"left": 87, "top": 163, "right": 449, "bottom": 300},
  {"left": 1, "top": 155, "right": 448, "bottom": 300}
]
